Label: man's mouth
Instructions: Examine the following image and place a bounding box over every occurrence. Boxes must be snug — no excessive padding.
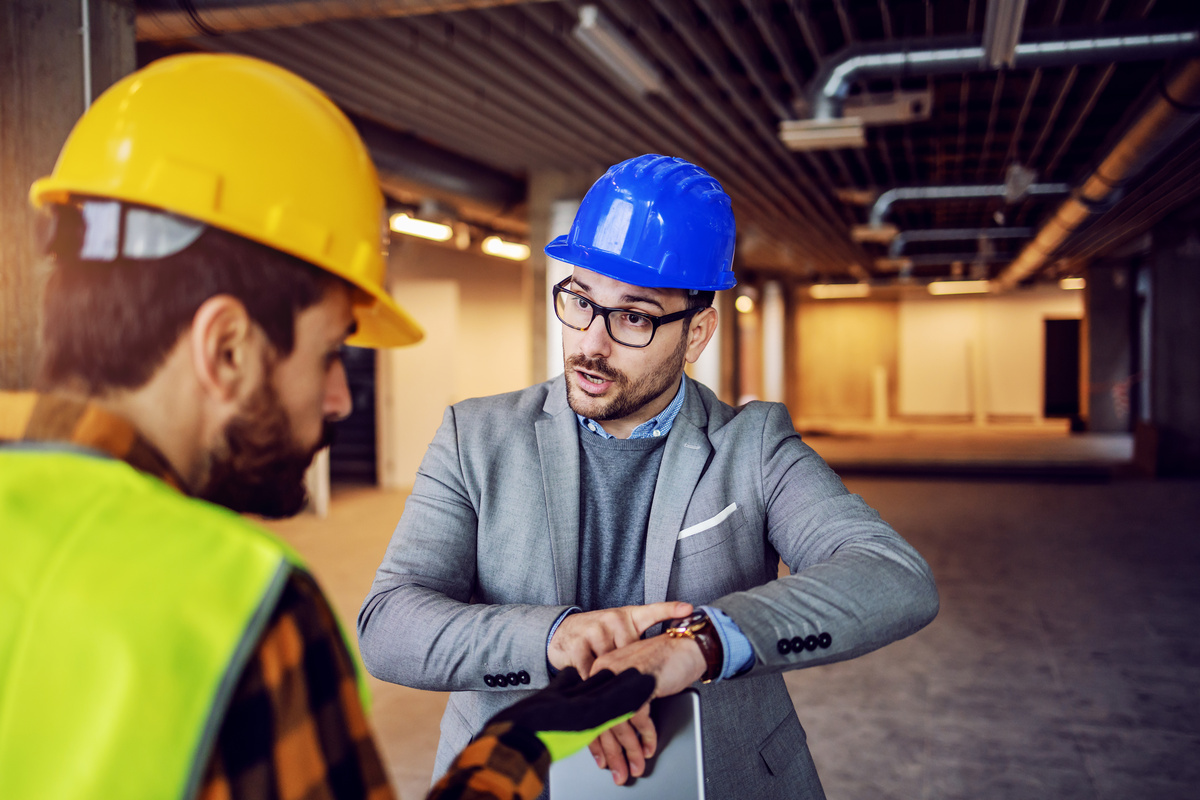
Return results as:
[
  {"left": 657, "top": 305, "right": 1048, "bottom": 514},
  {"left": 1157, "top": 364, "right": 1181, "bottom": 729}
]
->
[{"left": 580, "top": 371, "right": 607, "bottom": 385}]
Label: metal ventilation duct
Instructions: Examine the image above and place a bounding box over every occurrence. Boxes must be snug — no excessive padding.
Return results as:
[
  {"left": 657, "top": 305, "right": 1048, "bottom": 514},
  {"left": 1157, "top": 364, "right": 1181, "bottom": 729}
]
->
[
  {"left": 868, "top": 183, "right": 1071, "bottom": 228},
  {"left": 807, "top": 23, "right": 1200, "bottom": 121}
]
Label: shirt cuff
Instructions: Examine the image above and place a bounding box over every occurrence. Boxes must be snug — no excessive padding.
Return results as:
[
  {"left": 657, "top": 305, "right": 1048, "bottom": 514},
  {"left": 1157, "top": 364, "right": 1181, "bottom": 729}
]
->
[
  {"left": 545, "top": 607, "right": 581, "bottom": 676},
  {"left": 700, "top": 605, "right": 755, "bottom": 681}
]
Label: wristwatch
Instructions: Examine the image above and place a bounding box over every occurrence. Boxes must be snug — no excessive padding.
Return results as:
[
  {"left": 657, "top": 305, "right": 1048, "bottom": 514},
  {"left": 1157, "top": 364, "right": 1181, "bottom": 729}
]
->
[{"left": 665, "top": 611, "right": 724, "bottom": 684}]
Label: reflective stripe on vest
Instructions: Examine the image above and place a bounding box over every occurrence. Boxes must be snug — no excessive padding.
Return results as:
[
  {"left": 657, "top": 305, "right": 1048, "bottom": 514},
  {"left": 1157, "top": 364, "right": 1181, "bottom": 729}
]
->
[{"left": 0, "top": 450, "right": 298, "bottom": 799}]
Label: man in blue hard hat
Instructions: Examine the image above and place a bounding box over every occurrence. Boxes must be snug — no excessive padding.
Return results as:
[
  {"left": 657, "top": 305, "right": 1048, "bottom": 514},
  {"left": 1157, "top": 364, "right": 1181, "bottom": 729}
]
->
[{"left": 359, "top": 154, "right": 939, "bottom": 799}]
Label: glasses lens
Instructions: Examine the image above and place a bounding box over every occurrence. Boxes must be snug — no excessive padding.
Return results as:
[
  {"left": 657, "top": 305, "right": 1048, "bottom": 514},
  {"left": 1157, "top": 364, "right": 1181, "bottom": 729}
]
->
[
  {"left": 555, "top": 288, "right": 595, "bottom": 329},
  {"left": 608, "top": 311, "right": 654, "bottom": 347}
]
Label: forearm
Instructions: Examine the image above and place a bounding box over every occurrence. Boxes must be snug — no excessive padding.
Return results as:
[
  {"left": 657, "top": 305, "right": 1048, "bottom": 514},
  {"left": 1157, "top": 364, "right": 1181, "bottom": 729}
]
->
[
  {"left": 358, "top": 583, "right": 569, "bottom": 691},
  {"left": 714, "top": 537, "right": 938, "bottom": 676}
]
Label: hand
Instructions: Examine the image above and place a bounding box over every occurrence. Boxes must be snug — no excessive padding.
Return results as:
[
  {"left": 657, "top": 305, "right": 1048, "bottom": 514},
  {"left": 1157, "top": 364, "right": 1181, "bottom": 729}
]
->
[
  {"left": 548, "top": 601, "right": 692, "bottom": 676},
  {"left": 487, "top": 667, "right": 655, "bottom": 762},
  {"left": 592, "top": 633, "right": 707, "bottom": 705},
  {"left": 585, "top": 634, "right": 708, "bottom": 785},
  {"left": 588, "top": 702, "right": 655, "bottom": 785}
]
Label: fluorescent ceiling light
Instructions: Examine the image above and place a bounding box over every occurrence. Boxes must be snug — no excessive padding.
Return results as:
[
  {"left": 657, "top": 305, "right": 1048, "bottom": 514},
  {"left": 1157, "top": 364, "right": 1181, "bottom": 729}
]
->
[
  {"left": 810, "top": 283, "right": 871, "bottom": 300},
  {"left": 982, "top": 0, "right": 1029, "bottom": 68},
  {"left": 779, "top": 118, "right": 866, "bottom": 151},
  {"left": 389, "top": 212, "right": 453, "bottom": 242},
  {"left": 481, "top": 235, "right": 530, "bottom": 261},
  {"left": 850, "top": 223, "right": 899, "bottom": 244},
  {"left": 1060, "top": 277, "right": 1086, "bottom": 290},
  {"left": 573, "top": 5, "right": 664, "bottom": 95},
  {"left": 928, "top": 280, "right": 992, "bottom": 295}
]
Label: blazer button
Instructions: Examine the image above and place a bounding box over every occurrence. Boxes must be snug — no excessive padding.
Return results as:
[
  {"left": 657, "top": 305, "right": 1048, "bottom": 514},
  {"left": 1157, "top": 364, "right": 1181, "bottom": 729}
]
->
[
  {"left": 790, "top": 636, "right": 804, "bottom": 653},
  {"left": 484, "top": 674, "right": 496, "bottom": 687},
  {"left": 818, "top": 632, "right": 832, "bottom": 648},
  {"left": 517, "top": 670, "right": 531, "bottom": 685},
  {"left": 804, "top": 635, "right": 818, "bottom": 651},
  {"left": 506, "top": 672, "right": 520, "bottom": 686},
  {"left": 495, "top": 673, "right": 509, "bottom": 687},
  {"left": 777, "top": 638, "right": 791, "bottom": 654}
]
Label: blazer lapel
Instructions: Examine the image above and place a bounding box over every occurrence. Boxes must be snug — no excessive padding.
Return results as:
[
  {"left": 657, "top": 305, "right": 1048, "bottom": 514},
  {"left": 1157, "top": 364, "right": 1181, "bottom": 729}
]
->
[
  {"left": 535, "top": 378, "right": 581, "bottom": 605},
  {"left": 643, "top": 377, "right": 712, "bottom": 605}
]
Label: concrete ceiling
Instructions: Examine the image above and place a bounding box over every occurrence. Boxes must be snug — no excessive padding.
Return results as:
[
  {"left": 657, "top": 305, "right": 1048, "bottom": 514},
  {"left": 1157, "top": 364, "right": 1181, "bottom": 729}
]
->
[{"left": 136, "top": 0, "right": 1200, "bottom": 284}]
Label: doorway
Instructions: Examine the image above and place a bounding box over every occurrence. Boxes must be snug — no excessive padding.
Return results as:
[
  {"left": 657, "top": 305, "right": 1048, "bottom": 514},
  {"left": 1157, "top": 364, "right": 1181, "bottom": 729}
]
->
[{"left": 1044, "top": 318, "right": 1081, "bottom": 419}]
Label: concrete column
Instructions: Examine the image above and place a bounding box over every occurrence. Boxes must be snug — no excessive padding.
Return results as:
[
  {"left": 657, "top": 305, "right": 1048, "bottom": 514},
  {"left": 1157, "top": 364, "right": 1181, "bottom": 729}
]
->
[
  {"left": 1148, "top": 206, "right": 1200, "bottom": 475},
  {"left": 1085, "top": 259, "right": 1136, "bottom": 432},
  {"left": 1, "top": 0, "right": 134, "bottom": 389},
  {"left": 526, "top": 168, "right": 599, "bottom": 384},
  {"left": 761, "top": 280, "right": 785, "bottom": 403}
]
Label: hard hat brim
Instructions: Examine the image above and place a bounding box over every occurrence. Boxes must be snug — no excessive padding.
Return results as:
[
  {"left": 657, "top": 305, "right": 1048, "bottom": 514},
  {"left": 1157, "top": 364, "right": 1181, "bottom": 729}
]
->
[
  {"left": 545, "top": 236, "right": 736, "bottom": 292},
  {"left": 347, "top": 288, "right": 425, "bottom": 349}
]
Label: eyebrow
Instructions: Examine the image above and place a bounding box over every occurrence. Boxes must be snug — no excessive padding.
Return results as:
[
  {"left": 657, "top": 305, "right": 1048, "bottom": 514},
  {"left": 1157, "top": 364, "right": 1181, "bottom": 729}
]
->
[
  {"left": 572, "top": 277, "right": 666, "bottom": 313},
  {"left": 343, "top": 319, "right": 358, "bottom": 339}
]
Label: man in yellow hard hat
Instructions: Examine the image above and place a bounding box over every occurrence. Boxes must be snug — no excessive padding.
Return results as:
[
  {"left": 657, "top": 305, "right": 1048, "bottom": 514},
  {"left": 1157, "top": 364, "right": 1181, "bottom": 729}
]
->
[{"left": 0, "top": 53, "right": 652, "bottom": 800}]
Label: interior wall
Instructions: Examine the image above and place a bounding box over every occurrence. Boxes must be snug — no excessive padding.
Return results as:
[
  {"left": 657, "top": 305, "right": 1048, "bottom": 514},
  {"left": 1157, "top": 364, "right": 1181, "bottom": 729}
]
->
[
  {"left": 376, "top": 279, "right": 458, "bottom": 490},
  {"left": 389, "top": 237, "right": 531, "bottom": 402},
  {"left": 795, "top": 298, "right": 898, "bottom": 420},
  {"left": 376, "top": 238, "right": 531, "bottom": 489},
  {"left": 898, "top": 288, "right": 1084, "bottom": 419}
]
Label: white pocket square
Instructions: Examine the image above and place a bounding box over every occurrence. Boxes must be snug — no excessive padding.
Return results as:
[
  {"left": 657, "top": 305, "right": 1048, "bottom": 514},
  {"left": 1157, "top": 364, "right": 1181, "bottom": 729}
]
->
[{"left": 677, "top": 502, "right": 738, "bottom": 541}]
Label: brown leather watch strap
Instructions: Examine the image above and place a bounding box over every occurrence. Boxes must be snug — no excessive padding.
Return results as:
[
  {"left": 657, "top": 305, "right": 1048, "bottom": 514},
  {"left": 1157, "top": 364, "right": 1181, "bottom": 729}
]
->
[{"left": 666, "top": 611, "right": 724, "bottom": 683}]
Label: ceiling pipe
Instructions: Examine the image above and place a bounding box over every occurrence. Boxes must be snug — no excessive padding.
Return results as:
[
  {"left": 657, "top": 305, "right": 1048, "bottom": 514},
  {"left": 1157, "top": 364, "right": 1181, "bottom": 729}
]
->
[
  {"left": 996, "top": 59, "right": 1200, "bottom": 288},
  {"left": 869, "top": 183, "right": 1070, "bottom": 227},
  {"left": 807, "top": 22, "right": 1200, "bottom": 122},
  {"left": 136, "top": 0, "right": 554, "bottom": 41},
  {"left": 888, "top": 227, "right": 1034, "bottom": 258}
]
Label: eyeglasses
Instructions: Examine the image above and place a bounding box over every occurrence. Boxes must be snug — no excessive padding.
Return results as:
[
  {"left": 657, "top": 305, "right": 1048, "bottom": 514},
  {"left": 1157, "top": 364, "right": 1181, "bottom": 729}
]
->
[{"left": 552, "top": 278, "right": 700, "bottom": 348}]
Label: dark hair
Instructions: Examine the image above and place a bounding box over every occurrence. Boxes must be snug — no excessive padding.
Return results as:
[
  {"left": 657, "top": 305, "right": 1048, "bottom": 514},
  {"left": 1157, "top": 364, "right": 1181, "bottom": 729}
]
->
[
  {"left": 687, "top": 290, "right": 716, "bottom": 310},
  {"left": 37, "top": 204, "right": 343, "bottom": 394}
]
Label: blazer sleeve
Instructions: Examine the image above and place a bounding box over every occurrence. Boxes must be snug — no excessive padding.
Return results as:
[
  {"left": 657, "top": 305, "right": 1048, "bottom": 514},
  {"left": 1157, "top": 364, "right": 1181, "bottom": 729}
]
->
[
  {"left": 356, "top": 405, "right": 569, "bottom": 692},
  {"left": 710, "top": 402, "right": 939, "bottom": 678}
]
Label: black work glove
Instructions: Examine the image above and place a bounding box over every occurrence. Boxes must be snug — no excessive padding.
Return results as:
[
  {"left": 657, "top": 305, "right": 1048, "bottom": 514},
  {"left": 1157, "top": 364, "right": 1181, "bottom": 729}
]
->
[{"left": 488, "top": 667, "right": 655, "bottom": 762}]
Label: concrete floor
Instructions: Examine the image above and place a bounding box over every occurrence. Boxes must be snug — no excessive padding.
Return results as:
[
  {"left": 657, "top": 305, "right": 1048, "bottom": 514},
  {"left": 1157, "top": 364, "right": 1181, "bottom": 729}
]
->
[{"left": 263, "top": 436, "right": 1200, "bottom": 800}]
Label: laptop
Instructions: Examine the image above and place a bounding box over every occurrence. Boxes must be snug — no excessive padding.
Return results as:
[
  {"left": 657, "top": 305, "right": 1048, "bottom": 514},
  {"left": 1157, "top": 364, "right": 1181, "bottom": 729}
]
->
[{"left": 548, "top": 689, "right": 705, "bottom": 799}]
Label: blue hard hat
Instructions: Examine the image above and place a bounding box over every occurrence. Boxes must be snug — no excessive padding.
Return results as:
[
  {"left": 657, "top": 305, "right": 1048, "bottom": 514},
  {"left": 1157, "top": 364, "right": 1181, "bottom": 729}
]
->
[{"left": 545, "top": 154, "right": 736, "bottom": 291}]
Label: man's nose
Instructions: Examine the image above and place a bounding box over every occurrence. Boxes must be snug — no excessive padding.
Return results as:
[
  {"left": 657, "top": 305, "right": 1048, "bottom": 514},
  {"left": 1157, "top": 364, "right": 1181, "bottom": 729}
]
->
[
  {"left": 578, "top": 314, "right": 613, "bottom": 358},
  {"left": 324, "top": 358, "right": 353, "bottom": 422}
]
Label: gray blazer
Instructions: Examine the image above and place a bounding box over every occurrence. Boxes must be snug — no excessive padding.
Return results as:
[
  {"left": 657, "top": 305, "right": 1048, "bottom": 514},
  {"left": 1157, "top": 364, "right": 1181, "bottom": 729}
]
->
[{"left": 358, "top": 376, "right": 938, "bottom": 799}]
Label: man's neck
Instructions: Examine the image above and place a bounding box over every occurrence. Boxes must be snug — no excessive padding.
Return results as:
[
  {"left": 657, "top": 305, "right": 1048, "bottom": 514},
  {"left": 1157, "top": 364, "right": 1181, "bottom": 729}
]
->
[{"left": 595, "top": 376, "right": 684, "bottom": 439}]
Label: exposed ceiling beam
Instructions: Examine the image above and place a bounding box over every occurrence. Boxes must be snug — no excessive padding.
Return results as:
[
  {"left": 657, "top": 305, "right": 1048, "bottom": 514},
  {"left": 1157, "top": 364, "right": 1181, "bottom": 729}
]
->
[{"left": 136, "top": 0, "right": 554, "bottom": 41}]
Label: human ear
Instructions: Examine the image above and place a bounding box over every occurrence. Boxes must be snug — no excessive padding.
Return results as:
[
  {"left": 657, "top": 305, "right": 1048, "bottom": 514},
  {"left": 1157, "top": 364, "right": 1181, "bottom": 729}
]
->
[
  {"left": 684, "top": 306, "right": 718, "bottom": 364},
  {"left": 189, "top": 295, "right": 259, "bottom": 403}
]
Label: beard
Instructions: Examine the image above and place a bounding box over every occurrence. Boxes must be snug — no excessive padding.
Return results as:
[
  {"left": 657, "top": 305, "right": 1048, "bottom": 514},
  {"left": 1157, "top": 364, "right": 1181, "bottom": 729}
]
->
[
  {"left": 564, "top": 327, "right": 688, "bottom": 423},
  {"left": 199, "top": 375, "right": 334, "bottom": 519}
]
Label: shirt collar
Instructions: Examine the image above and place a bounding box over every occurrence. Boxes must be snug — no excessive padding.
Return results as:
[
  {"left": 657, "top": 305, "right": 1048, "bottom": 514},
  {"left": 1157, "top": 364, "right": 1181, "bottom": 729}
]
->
[
  {"left": 577, "top": 377, "right": 687, "bottom": 440},
  {"left": 0, "top": 390, "right": 188, "bottom": 492}
]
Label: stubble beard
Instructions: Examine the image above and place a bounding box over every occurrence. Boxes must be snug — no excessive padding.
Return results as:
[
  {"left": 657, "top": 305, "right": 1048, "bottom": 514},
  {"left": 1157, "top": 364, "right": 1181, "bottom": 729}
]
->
[
  {"left": 564, "top": 328, "right": 688, "bottom": 423},
  {"left": 199, "top": 365, "right": 333, "bottom": 519}
]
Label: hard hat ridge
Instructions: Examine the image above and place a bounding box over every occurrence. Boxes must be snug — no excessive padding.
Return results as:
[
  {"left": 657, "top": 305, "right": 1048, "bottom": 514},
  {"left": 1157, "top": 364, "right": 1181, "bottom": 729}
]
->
[{"left": 545, "top": 153, "right": 737, "bottom": 292}]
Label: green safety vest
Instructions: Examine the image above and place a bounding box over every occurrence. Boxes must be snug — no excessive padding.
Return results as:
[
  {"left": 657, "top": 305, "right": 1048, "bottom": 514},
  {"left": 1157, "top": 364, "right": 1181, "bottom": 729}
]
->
[{"left": 0, "top": 448, "right": 361, "bottom": 799}]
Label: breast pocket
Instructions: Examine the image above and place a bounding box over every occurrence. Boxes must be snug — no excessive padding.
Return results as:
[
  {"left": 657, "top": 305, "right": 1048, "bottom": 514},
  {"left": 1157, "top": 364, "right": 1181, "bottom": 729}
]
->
[{"left": 674, "top": 502, "right": 747, "bottom": 559}]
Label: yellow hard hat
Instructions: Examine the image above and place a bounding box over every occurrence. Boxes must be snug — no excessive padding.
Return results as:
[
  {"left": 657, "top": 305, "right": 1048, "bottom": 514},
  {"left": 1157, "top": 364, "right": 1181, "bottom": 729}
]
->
[{"left": 30, "top": 53, "right": 422, "bottom": 349}]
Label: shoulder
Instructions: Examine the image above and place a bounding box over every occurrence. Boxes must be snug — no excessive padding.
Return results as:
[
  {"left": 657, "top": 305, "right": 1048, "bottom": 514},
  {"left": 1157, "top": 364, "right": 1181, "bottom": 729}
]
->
[
  {"left": 685, "top": 379, "right": 794, "bottom": 441},
  {"left": 449, "top": 377, "right": 563, "bottom": 425}
]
